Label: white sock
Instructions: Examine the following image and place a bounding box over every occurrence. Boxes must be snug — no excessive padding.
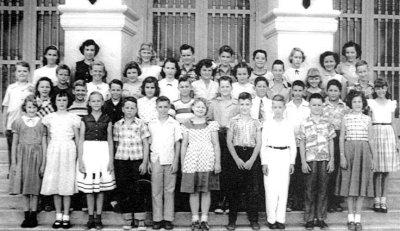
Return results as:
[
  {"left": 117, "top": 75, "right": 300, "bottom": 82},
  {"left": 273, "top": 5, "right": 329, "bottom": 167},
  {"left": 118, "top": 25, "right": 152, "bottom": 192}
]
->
[
  {"left": 62, "top": 214, "right": 70, "bottom": 221},
  {"left": 192, "top": 215, "right": 199, "bottom": 222},
  {"left": 56, "top": 213, "right": 62, "bottom": 220},
  {"left": 200, "top": 214, "right": 208, "bottom": 222},
  {"left": 354, "top": 214, "right": 361, "bottom": 223},
  {"left": 374, "top": 197, "right": 381, "bottom": 204},
  {"left": 381, "top": 197, "right": 387, "bottom": 204},
  {"left": 348, "top": 214, "right": 354, "bottom": 222}
]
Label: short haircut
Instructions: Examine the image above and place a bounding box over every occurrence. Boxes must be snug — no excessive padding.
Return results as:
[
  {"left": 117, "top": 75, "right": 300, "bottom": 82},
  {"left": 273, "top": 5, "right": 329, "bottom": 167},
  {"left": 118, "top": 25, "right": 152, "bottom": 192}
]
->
[
  {"left": 180, "top": 44, "right": 195, "bottom": 54},
  {"left": 272, "top": 59, "right": 285, "bottom": 70},
  {"left": 289, "top": 47, "right": 306, "bottom": 63},
  {"left": 195, "top": 59, "right": 215, "bottom": 76},
  {"left": 141, "top": 76, "right": 160, "bottom": 97},
  {"left": 219, "top": 45, "right": 234, "bottom": 55},
  {"left": 218, "top": 75, "right": 233, "bottom": 85},
  {"left": 35, "top": 76, "right": 54, "bottom": 98},
  {"left": 342, "top": 41, "right": 362, "bottom": 59},
  {"left": 191, "top": 97, "right": 209, "bottom": 114},
  {"left": 160, "top": 57, "right": 181, "bottom": 79},
  {"left": 233, "top": 62, "right": 252, "bottom": 77},
  {"left": 292, "top": 80, "right": 306, "bottom": 89},
  {"left": 73, "top": 80, "right": 86, "bottom": 89},
  {"left": 16, "top": 61, "right": 30, "bottom": 72},
  {"left": 305, "top": 68, "right": 322, "bottom": 88},
  {"left": 327, "top": 79, "right": 342, "bottom": 92},
  {"left": 56, "top": 64, "right": 71, "bottom": 76},
  {"left": 345, "top": 90, "right": 368, "bottom": 110},
  {"left": 79, "top": 39, "right": 100, "bottom": 56},
  {"left": 42, "top": 45, "right": 60, "bottom": 66},
  {"left": 319, "top": 51, "right": 339, "bottom": 69},
  {"left": 123, "top": 61, "right": 142, "bottom": 77},
  {"left": 122, "top": 96, "right": 137, "bottom": 107},
  {"left": 21, "top": 94, "right": 38, "bottom": 112},
  {"left": 355, "top": 60, "right": 368, "bottom": 69},
  {"left": 272, "top": 94, "right": 285, "bottom": 103},
  {"left": 178, "top": 75, "right": 191, "bottom": 84},
  {"left": 156, "top": 96, "right": 171, "bottom": 105},
  {"left": 109, "top": 79, "right": 123, "bottom": 88},
  {"left": 372, "top": 78, "right": 391, "bottom": 99},
  {"left": 309, "top": 93, "right": 325, "bottom": 103},
  {"left": 53, "top": 89, "right": 74, "bottom": 110},
  {"left": 252, "top": 49, "right": 267, "bottom": 60},
  {"left": 254, "top": 76, "right": 269, "bottom": 87},
  {"left": 90, "top": 60, "right": 107, "bottom": 79},
  {"left": 238, "top": 92, "right": 252, "bottom": 101}
]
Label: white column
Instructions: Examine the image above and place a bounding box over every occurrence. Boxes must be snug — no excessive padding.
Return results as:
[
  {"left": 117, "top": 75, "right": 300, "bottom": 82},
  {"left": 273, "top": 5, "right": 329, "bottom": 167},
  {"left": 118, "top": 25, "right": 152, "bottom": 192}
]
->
[
  {"left": 58, "top": 0, "right": 141, "bottom": 81},
  {"left": 260, "top": 0, "right": 340, "bottom": 69}
]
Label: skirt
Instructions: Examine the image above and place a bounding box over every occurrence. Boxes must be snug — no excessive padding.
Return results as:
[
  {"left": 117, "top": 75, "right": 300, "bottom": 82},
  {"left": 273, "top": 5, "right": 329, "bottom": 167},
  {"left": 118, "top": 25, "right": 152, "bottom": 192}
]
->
[
  {"left": 181, "top": 171, "right": 220, "bottom": 193},
  {"left": 335, "top": 140, "right": 374, "bottom": 197},
  {"left": 372, "top": 125, "right": 400, "bottom": 172},
  {"left": 76, "top": 141, "right": 116, "bottom": 193}
]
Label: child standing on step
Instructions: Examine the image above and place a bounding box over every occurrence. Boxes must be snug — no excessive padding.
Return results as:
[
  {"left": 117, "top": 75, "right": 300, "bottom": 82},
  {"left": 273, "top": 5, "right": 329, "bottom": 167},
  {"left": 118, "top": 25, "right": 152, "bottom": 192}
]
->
[
  {"left": 336, "top": 90, "right": 375, "bottom": 231},
  {"left": 367, "top": 78, "right": 400, "bottom": 213},
  {"left": 9, "top": 95, "right": 47, "bottom": 228},
  {"left": 77, "top": 91, "right": 116, "bottom": 230}
]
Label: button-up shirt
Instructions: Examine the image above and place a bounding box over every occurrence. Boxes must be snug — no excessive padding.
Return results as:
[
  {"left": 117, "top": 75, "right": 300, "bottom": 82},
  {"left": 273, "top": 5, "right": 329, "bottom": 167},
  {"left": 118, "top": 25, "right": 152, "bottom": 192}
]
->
[
  {"left": 208, "top": 97, "right": 239, "bottom": 128},
  {"left": 159, "top": 78, "right": 180, "bottom": 102},
  {"left": 228, "top": 115, "right": 261, "bottom": 148},
  {"left": 251, "top": 96, "right": 273, "bottom": 121},
  {"left": 192, "top": 79, "right": 219, "bottom": 101},
  {"left": 283, "top": 67, "right": 307, "bottom": 84},
  {"left": 323, "top": 99, "right": 349, "bottom": 130}
]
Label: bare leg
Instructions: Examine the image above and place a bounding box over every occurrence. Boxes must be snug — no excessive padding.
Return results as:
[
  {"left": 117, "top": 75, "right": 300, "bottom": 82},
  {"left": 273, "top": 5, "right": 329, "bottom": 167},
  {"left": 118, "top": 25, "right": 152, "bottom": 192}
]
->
[
  {"left": 381, "top": 172, "right": 389, "bottom": 197},
  {"left": 355, "top": 197, "right": 364, "bottom": 214},
  {"left": 373, "top": 172, "right": 382, "bottom": 197},
  {"left": 347, "top": 197, "right": 355, "bottom": 215},
  {"left": 200, "top": 192, "right": 211, "bottom": 216},
  {"left": 31, "top": 195, "right": 39, "bottom": 211},
  {"left": 86, "top": 194, "right": 95, "bottom": 215},
  {"left": 63, "top": 196, "right": 71, "bottom": 215},
  {"left": 190, "top": 193, "right": 200, "bottom": 216},
  {"left": 96, "top": 192, "right": 104, "bottom": 215},
  {"left": 22, "top": 195, "right": 30, "bottom": 211},
  {"left": 54, "top": 195, "right": 62, "bottom": 214}
]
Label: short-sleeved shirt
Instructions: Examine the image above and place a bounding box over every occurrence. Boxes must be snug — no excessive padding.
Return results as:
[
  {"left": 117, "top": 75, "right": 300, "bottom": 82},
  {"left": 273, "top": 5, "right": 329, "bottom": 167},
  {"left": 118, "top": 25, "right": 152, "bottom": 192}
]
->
[
  {"left": 347, "top": 81, "right": 374, "bottom": 99},
  {"left": 173, "top": 99, "right": 194, "bottom": 124},
  {"left": 103, "top": 99, "right": 123, "bottom": 124},
  {"left": 249, "top": 70, "right": 273, "bottom": 85},
  {"left": 208, "top": 98, "right": 239, "bottom": 128},
  {"left": 343, "top": 113, "right": 370, "bottom": 141},
  {"left": 159, "top": 78, "right": 180, "bottom": 102},
  {"left": 228, "top": 115, "right": 261, "bottom": 148},
  {"left": 299, "top": 116, "right": 336, "bottom": 162},
  {"left": 87, "top": 82, "right": 110, "bottom": 101},
  {"left": 368, "top": 99, "right": 397, "bottom": 123},
  {"left": 180, "top": 64, "right": 198, "bottom": 82},
  {"left": 123, "top": 81, "right": 142, "bottom": 99},
  {"left": 138, "top": 96, "right": 158, "bottom": 123},
  {"left": 148, "top": 116, "right": 182, "bottom": 165},
  {"left": 33, "top": 65, "right": 58, "bottom": 86},
  {"left": 323, "top": 99, "right": 349, "bottom": 130},
  {"left": 269, "top": 80, "right": 291, "bottom": 102},
  {"left": 83, "top": 113, "right": 110, "bottom": 141},
  {"left": 36, "top": 98, "right": 55, "bottom": 119},
  {"left": 214, "top": 64, "right": 235, "bottom": 82},
  {"left": 337, "top": 62, "right": 358, "bottom": 86},
  {"left": 113, "top": 118, "right": 150, "bottom": 160},
  {"left": 68, "top": 101, "right": 88, "bottom": 117},
  {"left": 283, "top": 67, "right": 307, "bottom": 84},
  {"left": 192, "top": 79, "right": 219, "bottom": 101},
  {"left": 232, "top": 82, "right": 255, "bottom": 100}
]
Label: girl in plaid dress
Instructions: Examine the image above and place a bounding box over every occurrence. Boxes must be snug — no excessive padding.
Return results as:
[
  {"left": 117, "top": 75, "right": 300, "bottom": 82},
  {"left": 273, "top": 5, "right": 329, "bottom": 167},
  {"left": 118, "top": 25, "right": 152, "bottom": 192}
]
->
[{"left": 367, "top": 78, "right": 400, "bottom": 213}]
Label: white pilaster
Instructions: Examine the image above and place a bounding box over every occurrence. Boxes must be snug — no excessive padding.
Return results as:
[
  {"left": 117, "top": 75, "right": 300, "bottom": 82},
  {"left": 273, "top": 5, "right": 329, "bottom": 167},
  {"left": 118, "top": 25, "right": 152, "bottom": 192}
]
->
[{"left": 58, "top": 0, "right": 141, "bottom": 80}]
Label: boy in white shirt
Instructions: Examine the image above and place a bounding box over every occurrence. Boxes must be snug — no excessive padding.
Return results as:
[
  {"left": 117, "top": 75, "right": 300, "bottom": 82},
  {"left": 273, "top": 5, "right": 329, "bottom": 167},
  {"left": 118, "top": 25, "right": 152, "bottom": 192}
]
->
[{"left": 251, "top": 76, "right": 272, "bottom": 122}]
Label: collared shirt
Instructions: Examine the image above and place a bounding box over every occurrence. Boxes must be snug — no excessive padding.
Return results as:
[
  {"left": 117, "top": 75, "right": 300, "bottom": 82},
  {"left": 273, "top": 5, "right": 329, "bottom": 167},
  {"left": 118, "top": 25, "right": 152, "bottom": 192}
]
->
[
  {"left": 36, "top": 97, "right": 55, "bottom": 119},
  {"left": 320, "top": 70, "right": 346, "bottom": 90},
  {"left": 87, "top": 82, "right": 110, "bottom": 100},
  {"left": 299, "top": 116, "right": 336, "bottom": 162},
  {"left": 269, "top": 80, "right": 291, "bottom": 102},
  {"left": 83, "top": 113, "right": 110, "bottom": 141},
  {"left": 283, "top": 67, "right": 307, "bottom": 84},
  {"left": 251, "top": 96, "right": 273, "bottom": 121},
  {"left": 2, "top": 82, "right": 33, "bottom": 130},
  {"left": 113, "top": 118, "right": 150, "bottom": 160},
  {"left": 231, "top": 82, "right": 255, "bottom": 100},
  {"left": 103, "top": 99, "right": 123, "bottom": 124},
  {"left": 123, "top": 81, "right": 143, "bottom": 99},
  {"left": 192, "top": 79, "right": 219, "bottom": 101},
  {"left": 180, "top": 64, "right": 198, "bottom": 82},
  {"left": 343, "top": 113, "right": 370, "bottom": 141},
  {"left": 148, "top": 116, "right": 182, "bottom": 165},
  {"left": 260, "top": 118, "right": 297, "bottom": 165},
  {"left": 21, "top": 115, "right": 41, "bottom": 127},
  {"left": 208, "top": 98, "right": 239, "bottom": 127},
  {"left": 337, "top": 62, "right": 358, "bottom": 86},
  {"left": 138, "top": 96, "right": 158, "bottom": 124},
  {"left": 305, "top": 88, "right": 327, "bottom": 101},
  {"left": 214, "top": 64, "right": 235, "bottom": 82},
  {"left": 323, "top": 99, "right": 349, "bottom": 130},
  {"left": 159, "top": 78, "right": 180, "bottom": 102},
  {"left": 68, "top": 101, "right": 88, "bottom": 117},
  {"left": 228, "top": 115, "right": 261, "bottom": 147},
  {"left": 347, "top": 80, "right": 374, "bottom": 99},
  {"left": 285, "top": 99, "right": 310, "bottom": 134},
  {"left": 173, "top": 98, "right": 194, "bottom": 124},
  {"left": 249, "top": 70, "right": 273, "bottom": 85}
]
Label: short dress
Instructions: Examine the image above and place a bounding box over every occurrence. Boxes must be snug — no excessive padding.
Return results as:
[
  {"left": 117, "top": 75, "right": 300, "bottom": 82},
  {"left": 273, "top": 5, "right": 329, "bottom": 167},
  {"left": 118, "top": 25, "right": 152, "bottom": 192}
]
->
[
  {"left": 368, "top": 99, "right": 400, "bottom": 172},
  {"left": 76, "top": 113, "right": 116, "bottom": 193},
  {"left": 180, "top": 120, "right": 220, "bottom": 193},
  {"left": 336, "top": 113, "right": 374, "bottom": 197},
  {"left": 9, "top": 117, "right": 46, "bottom": 195},
  {"left": 41, "top": 112, "right": 81, "bottom": 196}
]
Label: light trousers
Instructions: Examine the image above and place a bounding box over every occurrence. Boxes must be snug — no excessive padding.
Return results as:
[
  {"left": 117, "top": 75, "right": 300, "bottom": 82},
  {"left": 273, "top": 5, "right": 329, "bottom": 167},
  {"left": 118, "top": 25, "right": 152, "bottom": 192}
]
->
[
  {"left": 264, "top": 149, "right": 291, "bottom": 224},
  {"left": 151, "top": 159, "right": 177, "bottom": 222}
]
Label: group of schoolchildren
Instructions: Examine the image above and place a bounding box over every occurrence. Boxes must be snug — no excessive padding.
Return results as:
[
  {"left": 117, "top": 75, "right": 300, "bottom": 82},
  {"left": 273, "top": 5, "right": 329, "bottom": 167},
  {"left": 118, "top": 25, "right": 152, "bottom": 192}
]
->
[{"left": 2, "top": 39, "right": 399, "bottom": 231}]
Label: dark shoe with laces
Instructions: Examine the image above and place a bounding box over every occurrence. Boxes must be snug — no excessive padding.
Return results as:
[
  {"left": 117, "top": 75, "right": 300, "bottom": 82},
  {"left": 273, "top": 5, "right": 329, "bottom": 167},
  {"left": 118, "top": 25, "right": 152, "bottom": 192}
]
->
[
  {"left": 317, "top": 220, "right": 328, "bottom": 229},
  {"left": 164, "top": 221, "right": 174, "bottom": 230},
  {"left": 226, "top": 222, "right": 236, "bottom": 231},
  {"left": 87, "top": 219, "right": 95, "bottom": 229},
  {"left": 347, "top": 221, "right": 356, "bottom": 231},
  {"left": 152, "top": 221, "right": 163, "bottom": 230},
  {"left": 52, "top": 220, "right": 62, "bottom": 229},
  {"left": 275, "top": 222, "right": 285, "bottom": 229},
  {"left": 191, "top": 221, "right": 200, "bottom": 231},
  {"left": 200, "top": 221, "right": 210, "bottom": 231},
  {"left": 268, "top": 222, "right": 277, "bottom": 229},
  {"left": 250, "top": 221, "right": 260, "bottom": 230},
  {"left": 305, "top": 221, "right": 314, "bottom": 230}
]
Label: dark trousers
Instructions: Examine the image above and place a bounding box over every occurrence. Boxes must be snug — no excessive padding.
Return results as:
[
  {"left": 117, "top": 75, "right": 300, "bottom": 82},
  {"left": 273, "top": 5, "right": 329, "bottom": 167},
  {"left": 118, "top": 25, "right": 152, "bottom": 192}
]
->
[
  {"left": 6, "top": 130, "right": 12, "bottom": 169},
  {"left": 227, "top": 146, "right": 261, "bottom": 223},
  {"left": 115, "top": 159, "right": 149, "bottom": 214},
  {"left": 288, "top": 148, "right": 304, "bottom": 209},
  {"left": 304, "top": 161, "right": 329, "bottom": 222},
  {"left": 328, "top": 130, "right": 342, "bottom": 207}
]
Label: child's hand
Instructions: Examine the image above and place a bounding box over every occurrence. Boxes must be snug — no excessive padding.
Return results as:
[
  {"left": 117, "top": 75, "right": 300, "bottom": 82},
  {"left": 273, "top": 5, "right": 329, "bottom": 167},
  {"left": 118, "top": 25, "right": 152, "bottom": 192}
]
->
[
  {"left": 301, "top": 162, "right": 311, "bottom": 174},
  {"left": 340, "top": 155, "right": 347, "bottom": 169},
  {"left": 107, "top": 162, "right": 114, "bottom": 173},
  {"left": 214, "top": 162, "right": 221, "bottom": 174},
  {"left": 170, "top": 162, "right": 179, "bottom": 174},
  {"left": 327, "top": 160, "right": 334, "bottom": 173},
  {"left": 234, "top": 157, "right": 245, "bottom": 170},
  {"left": 243, "top": 159, "right": 255, "bottom": 170},
  {"left": 289, "top": 164, "right": 294, "bottom": 175},
  {"left": 147, "top": 162, "right": 152, "bottom": 174},
  {"left": 262, "top": 165, "right": 268, "bottom": 176},
  {"left": 39, "top": 165, "right": 45, "bottom": 177},
  {"left": 139, "top": 162, "right": 147, "bottom": 175},
  {"left": 79, "top": 160, "right": 86, "bottom": 173}
]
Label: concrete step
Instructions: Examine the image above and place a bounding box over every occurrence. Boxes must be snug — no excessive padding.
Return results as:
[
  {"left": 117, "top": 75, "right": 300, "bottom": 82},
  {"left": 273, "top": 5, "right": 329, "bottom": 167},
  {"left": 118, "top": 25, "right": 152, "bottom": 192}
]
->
[
  {"left": 0, "top": 210, "right": 399, "bottom": 230},
  {"left": 0, "top": 149, "right": 8, "bottom": 163},
  {"left": 0, "top": 137, "right": 7, "bottom": 150}
]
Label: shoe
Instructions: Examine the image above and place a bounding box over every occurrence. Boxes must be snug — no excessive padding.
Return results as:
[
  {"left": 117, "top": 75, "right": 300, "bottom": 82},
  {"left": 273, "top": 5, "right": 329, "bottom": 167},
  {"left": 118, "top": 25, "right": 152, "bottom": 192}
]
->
[
  {"left": 28, "top": 212, "right": 38, "bottom": 228},
  {"left": 191, "top": 221, "right": 200, "bottom": 231},
  {"left": 61, "top": 220, "right": 71, "bottom": 229},
  {"left": 225, "top": 209, "right": 230, "bottom": 214},
  {"left": 122, "top": 219, "right": 132, "bottom": 230},
  {"left": 164, "top": 221, "right": 174, "bottom": 230},
  {"left": 286, "top": 206, "right": 292, "bottom": 212},
  {"left": 226, "top": 222, "right": 236, "bottom": 231},
  {"left": 95, "top": 217, "right": 103, "bottom": 230},
  {"left": 250, "top": 221, "right": 260, "bottom": 230},
  {"left": 152, "top": 221, "right": 163, "bottom": 230},
  {"left": 373, "top": 203, "right": 380, "bottom": 212},
  {"left": 82, "top": 207, "right": 88, "bottom": 212},
  {"left": 267, "top": 222, "right": 277, "bottom": 229},
  {"left": 131, "top": 219, "right": 138, "bottom": 228},
  {"left": 275, "top": 222, "right": 285, "bottom": 229},
  {"left": 87, "top": 219, "right": 95, "bottom": 229},
  {"left": 355, "top": 222, "right": 362, "bottom": 231},
  {"left": 380, "top": 203, "right": 388, "bottom": 213},
  {"left": 52, "top": 220, "right": 62, "bottom": 229},
  {"left": 45, "top": 205, "right": 54, "bottom": 212},
  {"left": 214, "top": 207, "right": 224, "bottom": 214},
  {"left": 347, "top": 221, "right": 356, "bottom": 231},
  {"left": 21, "top": 219, "right": 30, "bottom": 228},
  {"left": 138, "top": 220, "right": 146, "bottom": 231},
  {"left": 328, "top": 207, "right": 335, "bottom": 213},
  {"left": 305, "top": 221, "right": 314, "bottom": 230},
  {"left": 318, "top": 220, "right": 328, "bottom": 229},
  {"left": 336, "top": 205, "right": 343, "bottom": 212},
  {"left": 200, "top": 221, "right": 210, "bottom": 231}
]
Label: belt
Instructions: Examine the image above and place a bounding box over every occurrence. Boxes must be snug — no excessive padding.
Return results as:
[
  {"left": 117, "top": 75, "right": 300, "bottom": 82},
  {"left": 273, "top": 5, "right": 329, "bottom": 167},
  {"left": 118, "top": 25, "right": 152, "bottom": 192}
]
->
[
  {"left": 267, "top": 145, "right": 289, "bottom": 150},
  {"left": 372, "top": 123, "right": 392, "bottom": 125}
]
